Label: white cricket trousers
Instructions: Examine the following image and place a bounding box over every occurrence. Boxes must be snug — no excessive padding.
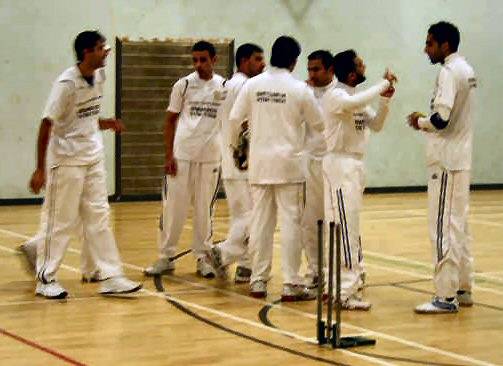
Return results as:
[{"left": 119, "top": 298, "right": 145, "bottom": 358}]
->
[
  {"left": 301, "top": 157, "right": 324, "bottom": 278},
  {"left": 322, "top": 153, "right": 365, "bottom": 299},
  {"left": 219, "top": 179, "right": 252, "bottom": 268},
  {"left": 36, "top": 160, "right": 123, "bottom": 284},
  {"left": 427, "top": 164, "right": 473, "bottom": 298},
  {"left": 158, "top": 160, "right": 220, "bottom": 260},
  {"left": 249, "top": 183, "right": 305, "bottom": 285}
]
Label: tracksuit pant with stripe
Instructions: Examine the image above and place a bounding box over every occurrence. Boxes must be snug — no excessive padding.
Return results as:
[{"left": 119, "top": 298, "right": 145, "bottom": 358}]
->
[
  {"left": 301, "top": 157, "right": 324, "bottom": 279},
  {"left": 249, "top": 183, "right": 305, "bottom": 285},
  {"left": 427, "top": 164, "right": 473, "bottom": 298},
  {"left": 322, "top": 153, "right": 365, "bottom": 300},
  {"left": 35, "top": 160, "right": 124, "bottom": 283},
  {"left": 158, "top": 160, "right": 220, "bottom": 260},
  {"left": 219, "top": 179, "right": 252, "bottom": 268}
]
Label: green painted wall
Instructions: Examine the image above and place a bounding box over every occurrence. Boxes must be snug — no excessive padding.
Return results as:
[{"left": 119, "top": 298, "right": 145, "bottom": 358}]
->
[{"left": 1, "top": 0, "right": 501, "bottom": 198}]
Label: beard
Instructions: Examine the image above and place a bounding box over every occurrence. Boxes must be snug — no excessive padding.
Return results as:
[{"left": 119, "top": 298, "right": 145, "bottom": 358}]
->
[{"left": 355, "top": 72, "right": 366, "bottom": 85}]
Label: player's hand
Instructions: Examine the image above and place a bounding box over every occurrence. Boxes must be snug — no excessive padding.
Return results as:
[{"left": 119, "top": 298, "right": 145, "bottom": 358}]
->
[
  {"left": 29, "top": 168, "right": 45, "bottom": 194},
  {"left": 381, "top": 85, "right": 395, "bottom": 98},
  {"left": 99, "top": 118, "right": 125, "bottom": 133},
  {"left": 383, "top": 68, "right": 398, "bottom": 85},
  {"left": 165, "top": 155, "right": 177, "bottom": 176},
  {"left": 407, "top": 112, "right": 424, "bottom": 130}
]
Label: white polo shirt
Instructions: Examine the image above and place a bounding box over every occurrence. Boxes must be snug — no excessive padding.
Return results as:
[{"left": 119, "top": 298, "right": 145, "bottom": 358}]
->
[
  {"left": 424, "top": 53, "right": 476, "bottom": 170},
  {"left": 219, "top": 72, "right": 248, "bottom": 180},
  {"left": 229, "top": 66, "right": 324, "bottom": 185},
  {"left": 322, "top": 79, "right": 390, "bottom": 158},
  {"left": 168, "top": 71, "right": 226, "bottom": 163},
  {"left": 42, "top": 65, "right": 106, "bottom": 167},
  {"left": 304, "top": 79, "right": 336, "bottom": 159}
]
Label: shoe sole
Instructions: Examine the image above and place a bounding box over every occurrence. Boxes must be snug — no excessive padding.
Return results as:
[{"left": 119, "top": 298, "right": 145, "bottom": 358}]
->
[
  {"left": 414, "top": 308, "right": 458, "bottom": 314},
  {"left": 100, "top": 283, "right": 143, "bottom": 295},
  {"left": 234, "top": 277, "right": 251, "bottom": 284},
  {"left": 36, "top": 291, "right": 68, "bottom": 300}
]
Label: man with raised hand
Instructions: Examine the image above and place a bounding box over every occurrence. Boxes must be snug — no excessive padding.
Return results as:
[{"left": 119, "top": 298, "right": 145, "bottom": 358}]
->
[{"left": 322, "top": 49, "right": 396, "bottom": 310}]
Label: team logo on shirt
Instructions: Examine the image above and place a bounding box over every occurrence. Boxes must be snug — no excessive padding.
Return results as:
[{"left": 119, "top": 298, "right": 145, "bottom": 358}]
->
[
  {"left": 353, "top": 112, "right": 366, "bottom": 131},
  {"left": 256, "top": 91, "right": 286, "bottom": 104},
  {"left": 77, "top": 104, "right": 100, "bottom": 119},
  {"left": 468, "top": 77, "right": 477, "bottom": 88},
  {"left": 189, "top": 101, "right": 219, "bottom": 118},
  {"left": 213, "top": 89, "right": 227, "bottom": 101}
]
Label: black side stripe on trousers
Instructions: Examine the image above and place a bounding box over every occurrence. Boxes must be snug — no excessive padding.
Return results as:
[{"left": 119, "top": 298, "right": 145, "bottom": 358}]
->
[
  {"left": 205, "top": 168, "right": 221, "bottom": 244},
  {"left": 436, "top": 172, "right": 448, "bottom": 263},
  {"left": 358, "top": 236, "right": 363, "bottom": 263},
  {"left": 38, "top": 168, "right": 59, "bottom": 284},
  {"left": 336, "top": 189, "right": 352, "bottom": 270}
]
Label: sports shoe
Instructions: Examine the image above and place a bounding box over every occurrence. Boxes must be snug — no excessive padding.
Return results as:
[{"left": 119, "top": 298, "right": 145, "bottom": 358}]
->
[
  {"left": 81, "top": 271, "right": 101, "bottom": 283},
  {"left": 250, "top": 280, "right": 267, "bottom": 298},
  {"left": 143, "top": 259, "right": 175, "bottom": 277},
  {"left": 18, "top": 243, "right": 37, "bottom": 275},
  {"left": 457, "top": 290, "right": 474, "bottom": 307},
  {"left": 415, "top": 297, "right": 459, "bottom": 314},
  {"left": 35, "top": 281, "right": 68, "bottom": 299},
  {"left": 196, "top": 257, "right": 216, "bottom": 279},
  {"left": 234, "top": 266, "right": 252, "bottom": 283},
  {"left": 342, "top": 295, "right": 371, "bottom": 311},
  {"left": 99, "top": 276, "right": 142, "bottom": 295},
  {"left": 207, "top": 246, "right": 228, "bottom": 279},
  {"left": 281, "top": 284, "right": 316, "bottom": 302}
]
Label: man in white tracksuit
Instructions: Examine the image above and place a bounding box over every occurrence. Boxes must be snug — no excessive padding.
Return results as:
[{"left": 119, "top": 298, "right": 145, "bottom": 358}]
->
[
  {"left": 322, "top": 49, "right": 396, "bottom": 310},
  {"left": 210, "top": 43, "right": 265, "bottom": 283},
  {"left": 302, "top": 50, "right": 335, "bottom": 289},
  {"left": 409, "top": 21, "right": 476, "bottom": 314},
  {"left": 229, "top": 36, "right": 324, "bottom": 301},
  {"left": 26, "top": 30, "right": 142, "bottom": 299},
  {"left": 144, "top": 41, "right": 225, "bottom": 278}
]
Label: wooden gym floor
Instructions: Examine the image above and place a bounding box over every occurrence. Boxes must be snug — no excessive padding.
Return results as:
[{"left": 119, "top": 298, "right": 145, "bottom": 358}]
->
[{"left": 0, "top": 190, "right": 502, "bottom": 365}]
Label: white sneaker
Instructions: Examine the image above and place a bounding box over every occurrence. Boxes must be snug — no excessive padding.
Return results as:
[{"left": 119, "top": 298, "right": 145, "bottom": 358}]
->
[
  {"left": 36, "top": 281, "right": 68, "bottom": 299},
  {"left": 143, "top": 259, "right": 175, "bottom": 277},
  {"left": 415, "top": 297, "right": 459, "bottom": 314},
  {"left": 207, "top": 246, "right": 228, "bottom": 279},
  {"left": 281, "top": 284, "right": 316, "bottom": 302},
  {"left": 457, "top": 291, "right": 473, "bottom": 307},
  {"left": 342, "top": 295, "right": 371, "bottom": 311},
  {"left": 250, "top": 280, "right": 267, "bottom": 298},
  {"left": 99, "top": 276, "right": 142, "bottom": 295},
  {"left": 196, "top": 257, "right": 216, "bottom": 279},
  {"left": 19, "top": 243, "right": 37, "bottom": 275}
]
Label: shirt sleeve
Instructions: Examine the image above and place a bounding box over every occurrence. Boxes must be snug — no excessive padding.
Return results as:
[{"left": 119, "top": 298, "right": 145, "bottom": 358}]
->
[
  {"left": 302, "top": 86, "right": 324, "bottom": 135},
  {"left": 433, "top": 67, "right": 456, "bottom": 110},
  {"left": 229, "top": 82, "right": 251, "bottom": 144},
  {"left": 331, "top": 79, "right": 390, "bottom": 112},
  {"left": 367, "top": 97, "right": 391, "bottom": 132},
  {"left": 167, "top": 78, "right": 186, "bottom": 113},
  {"left": 41, "top": 80, "right": 74, "bottom": 121}
]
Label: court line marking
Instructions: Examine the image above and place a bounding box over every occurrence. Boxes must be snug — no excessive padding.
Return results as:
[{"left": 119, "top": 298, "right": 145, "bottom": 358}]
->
[
  {"left": 0, "top": 228, "right": 499, "bottom": 366},
  {"left": 0, "top": 245, "right": 394, "bottom": 366}
]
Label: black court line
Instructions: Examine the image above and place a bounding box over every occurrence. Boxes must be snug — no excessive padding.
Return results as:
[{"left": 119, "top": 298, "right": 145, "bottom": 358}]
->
[
  {"left": 153, "top": 275, "right": 351, "bottom": 366},
  {"left": 393, "top": 284, "right": 503, "bottom": 312},
  {"left": 257, "top": 299, "right": 467, "bottom": 366}
]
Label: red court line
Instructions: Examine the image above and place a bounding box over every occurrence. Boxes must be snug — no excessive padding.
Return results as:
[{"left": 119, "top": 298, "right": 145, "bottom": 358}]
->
[{"left": 0, "top": 327, "right": 86, "bottom": 366}]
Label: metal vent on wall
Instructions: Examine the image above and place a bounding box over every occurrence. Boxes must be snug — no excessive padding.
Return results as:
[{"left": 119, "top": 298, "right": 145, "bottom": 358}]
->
[{"left": 115, "top": 38, "right": 234, "bottom": 199}]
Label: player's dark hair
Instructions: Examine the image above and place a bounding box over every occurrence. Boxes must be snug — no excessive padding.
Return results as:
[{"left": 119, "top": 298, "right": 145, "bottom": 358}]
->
[
  {"left": 192, "top": 40, "right": 216, "bottom": 58},
  {"left": 74, "top": 30, "right": 106, "bottom": 62},
  {"left": 270, "top": 36, "right": 301, "bottom": 69},
  {"left": 428, "top": 21, "right": 460, "bottom": 52},
  {"left": 236, "top": 43, "right": 263, "bottom": 68},
  {"left": 333, "top": 49, "right": 357, "bottom": 83},
  {"left": 308, "top": 50, "right": 333, "bottom": 70}
]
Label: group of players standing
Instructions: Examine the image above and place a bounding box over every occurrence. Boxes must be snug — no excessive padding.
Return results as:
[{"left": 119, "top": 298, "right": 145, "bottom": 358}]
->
[{"left": 21, "top": 20, "right": 476, "bottom": 315}]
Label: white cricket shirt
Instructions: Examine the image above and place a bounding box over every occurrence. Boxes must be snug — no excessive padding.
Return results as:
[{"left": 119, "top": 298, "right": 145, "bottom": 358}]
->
[{"left": 229, "top": 67, "right": 324, "bottom": 185}]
